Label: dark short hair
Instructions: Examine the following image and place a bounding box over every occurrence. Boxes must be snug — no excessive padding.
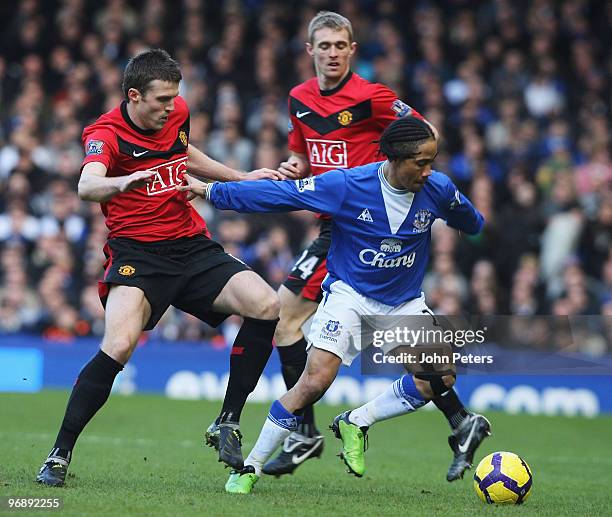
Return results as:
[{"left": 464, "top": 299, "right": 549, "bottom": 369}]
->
[
  {"left": 379, "top": 117, "right": 435, "bottom": 161},
  {"left": 122, "top": 48, "right": 182, "bottom": 99}
]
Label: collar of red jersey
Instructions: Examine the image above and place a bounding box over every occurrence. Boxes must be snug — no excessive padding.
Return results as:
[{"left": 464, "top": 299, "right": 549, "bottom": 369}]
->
[{"left": 320, "top": 71, "right": 353, "bottom": 97}]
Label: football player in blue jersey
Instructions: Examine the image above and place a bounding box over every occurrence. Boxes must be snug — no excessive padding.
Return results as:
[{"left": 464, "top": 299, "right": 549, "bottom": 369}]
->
[
  {"left": 179, "top": 116, "right": 491, "bottom": 493},
  {"left": 202, "top": 11, "right": 490, "bottom": 484}
]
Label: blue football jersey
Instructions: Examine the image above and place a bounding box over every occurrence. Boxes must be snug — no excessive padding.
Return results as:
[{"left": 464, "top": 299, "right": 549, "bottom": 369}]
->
[{"left": 209, "top": 161, "right": 483, "bottom": 306}]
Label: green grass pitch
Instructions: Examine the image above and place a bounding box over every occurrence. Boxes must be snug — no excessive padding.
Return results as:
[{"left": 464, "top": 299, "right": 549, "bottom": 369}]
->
[{"left": 1, "top": 391, "right": 611, "bottom": 516}]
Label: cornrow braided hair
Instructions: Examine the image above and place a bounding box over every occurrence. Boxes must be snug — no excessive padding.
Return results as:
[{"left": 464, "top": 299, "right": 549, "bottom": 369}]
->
[{"left": 377, "top": 117, "right": 435, "bottom": 161}]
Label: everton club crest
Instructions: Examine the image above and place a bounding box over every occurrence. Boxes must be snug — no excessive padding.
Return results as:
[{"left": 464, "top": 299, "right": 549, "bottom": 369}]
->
[
  {"left": 413, "top": 209, "right": 432, "bottom": 233},
  {"left": 322, "top": 320, "right": 342, "bottom": 337}
]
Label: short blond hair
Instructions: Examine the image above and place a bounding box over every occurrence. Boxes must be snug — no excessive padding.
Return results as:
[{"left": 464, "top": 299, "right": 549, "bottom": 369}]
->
[{"left": 308, "top": 11, "right": 353, "bottom": 43}]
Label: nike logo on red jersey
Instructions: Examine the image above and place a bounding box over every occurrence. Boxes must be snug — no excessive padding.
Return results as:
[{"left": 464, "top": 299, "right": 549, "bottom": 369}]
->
[{"left": 290, "top": 97, "right": 372, "bottom": 135}]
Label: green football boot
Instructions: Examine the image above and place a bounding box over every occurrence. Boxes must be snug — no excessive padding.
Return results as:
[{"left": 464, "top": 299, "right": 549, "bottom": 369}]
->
[
  {"left": 225, "top": 465, "right": 259, "bottom": 494},
  {"left": 330, "top": 411, "right": 368, "bottom": 477}
]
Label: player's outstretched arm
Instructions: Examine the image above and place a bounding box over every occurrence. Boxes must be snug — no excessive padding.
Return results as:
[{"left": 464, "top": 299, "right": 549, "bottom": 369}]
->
[
  {"left": 186, "top": 144, "right": 284, "bottom": 182},
  {"left": 204, "top": 170, "right": 347, "bottom": 215},
  {"left": 78, "top": 162, "right": 157, "bottom": 202},
  {"left": 277, "top": 152, "right": 310, "bottom": 179}
]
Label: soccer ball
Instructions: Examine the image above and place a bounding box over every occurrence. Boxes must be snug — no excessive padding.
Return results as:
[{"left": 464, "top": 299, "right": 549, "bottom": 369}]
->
[{"left": 473, "top": 451, "right": 533, "bottom": 504}]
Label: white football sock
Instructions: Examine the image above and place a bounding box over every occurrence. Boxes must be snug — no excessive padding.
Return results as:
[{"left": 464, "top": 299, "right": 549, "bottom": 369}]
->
[
  {"left": 244, "top": 418, "right": 292, "bottom": 476},
  {"left": 244, "top": 400, "right": 299, "bottom": 476},
  {"left": 349, "top": 375, "right": 426, "bottom": 427}
]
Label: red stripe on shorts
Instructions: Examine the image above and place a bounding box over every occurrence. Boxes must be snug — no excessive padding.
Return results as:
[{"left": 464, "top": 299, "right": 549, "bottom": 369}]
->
[{"left": 301, "top": 259, "right": 328, "bottom": 301}]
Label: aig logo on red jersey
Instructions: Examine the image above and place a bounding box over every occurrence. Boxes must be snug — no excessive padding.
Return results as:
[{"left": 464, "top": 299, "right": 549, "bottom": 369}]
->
[
  {"left": 306, "top": 139, "right": 347, "bottom": 169},
  {"left": 146, "top": 157, "right": 187, "bottom": 196}
]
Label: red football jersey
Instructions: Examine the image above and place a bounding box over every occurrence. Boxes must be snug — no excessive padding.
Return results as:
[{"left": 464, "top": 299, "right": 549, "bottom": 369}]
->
[
  {"left": 288, "top": 71, "right": 423, "bottom": 175},
  {"left": 81, "top": 96, "right": 209, "bottom": 242}
]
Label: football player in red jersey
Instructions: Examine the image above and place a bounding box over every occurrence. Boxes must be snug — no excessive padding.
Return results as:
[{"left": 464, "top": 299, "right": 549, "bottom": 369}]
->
[
  {"left": 243, "top": 12, "right": 489, "bottom": 481},
  {"left": 36, "top": 49, "right": 285, "bottom": 487}
]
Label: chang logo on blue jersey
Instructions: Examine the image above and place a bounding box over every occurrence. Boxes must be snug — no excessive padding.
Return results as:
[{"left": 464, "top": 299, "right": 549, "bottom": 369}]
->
[{"left": 359, "top": 238, "right": 416, "bottom": 269}]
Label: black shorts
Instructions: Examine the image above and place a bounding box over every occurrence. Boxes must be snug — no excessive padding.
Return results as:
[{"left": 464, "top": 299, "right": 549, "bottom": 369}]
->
[
  {"left": 283, "top": 219, "right": 331, "bottom": 303},
  {"left": 99, "top": 235, "right": 249, "bottom": 330}
]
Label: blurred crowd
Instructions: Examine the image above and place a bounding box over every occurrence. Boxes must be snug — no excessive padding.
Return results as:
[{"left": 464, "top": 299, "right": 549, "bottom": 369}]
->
[{"left": 0, "top": 0, "right": 610, "bottom": 350}]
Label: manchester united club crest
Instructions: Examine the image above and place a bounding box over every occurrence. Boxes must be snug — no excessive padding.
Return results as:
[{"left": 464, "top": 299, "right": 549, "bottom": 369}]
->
[
  {"left": 179, "top": 130, "right": 188, "bottom": 147},
  {"left": 118, "top": 265, "right": 136, "bottom": 276},
  {"left": 337, "top": 110, "right": 353, "bottom": 126},
  {"left": 413, "top": 209, "right": 432, "bottom": 233}
]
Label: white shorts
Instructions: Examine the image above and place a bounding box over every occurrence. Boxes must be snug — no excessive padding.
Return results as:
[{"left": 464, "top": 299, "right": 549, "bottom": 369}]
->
[{"left": 307, "top": 280, "right": 437, "bottom": 366}]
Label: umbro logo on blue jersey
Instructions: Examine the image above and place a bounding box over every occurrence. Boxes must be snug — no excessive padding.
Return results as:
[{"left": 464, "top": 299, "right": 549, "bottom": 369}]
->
[{"left": 358, "top": 208, "right": 373, "bottom": 222}]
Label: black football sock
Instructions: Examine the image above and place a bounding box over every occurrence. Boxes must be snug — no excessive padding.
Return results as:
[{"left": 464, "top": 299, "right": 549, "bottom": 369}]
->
[
  {"left": 277, "top": 337, "right": 318, "bottom": 436},
  {"left": 53, "top": 350, "right": 124, "bottom": 452},
  {"left": 432, "top": 388, "right": 471, "bottom": 430},
  {"left": 219, "top": 317, "right": 277, "bottom": 423}
]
